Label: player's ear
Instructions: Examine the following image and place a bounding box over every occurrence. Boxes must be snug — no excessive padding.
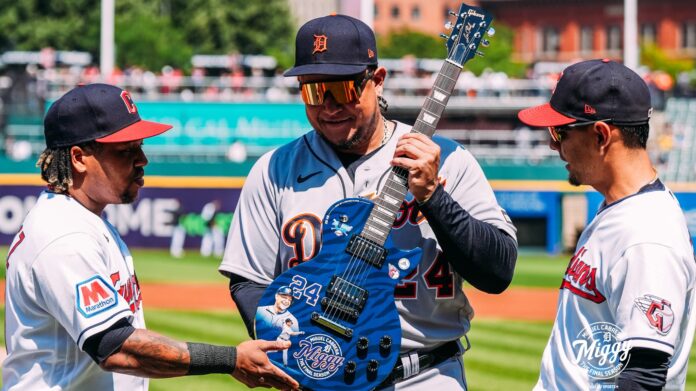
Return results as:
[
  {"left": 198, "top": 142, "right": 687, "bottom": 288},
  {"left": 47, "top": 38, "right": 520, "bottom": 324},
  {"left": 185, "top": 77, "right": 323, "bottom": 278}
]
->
[
  {"left": 593, "top": 121, "right": 612, "bottom": 150},
  {"left": 70, "top": 145, "right": 89, "bottom": 174},
  {"left": 371, "top": 67, "right": 387, "bottom": 88}
]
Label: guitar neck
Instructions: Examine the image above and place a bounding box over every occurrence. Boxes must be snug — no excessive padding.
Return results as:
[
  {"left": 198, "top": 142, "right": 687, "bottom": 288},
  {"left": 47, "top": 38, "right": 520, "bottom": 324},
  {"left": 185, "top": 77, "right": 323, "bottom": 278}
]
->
[{"left": 359, "top": 60, "right": 463, "bottom": 246}]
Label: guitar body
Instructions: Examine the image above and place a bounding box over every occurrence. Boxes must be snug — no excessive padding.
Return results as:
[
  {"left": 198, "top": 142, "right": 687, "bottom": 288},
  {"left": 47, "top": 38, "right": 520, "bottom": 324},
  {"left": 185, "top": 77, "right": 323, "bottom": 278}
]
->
[{"left": 255, "top": 198, "right": 421, "bottom": 390}]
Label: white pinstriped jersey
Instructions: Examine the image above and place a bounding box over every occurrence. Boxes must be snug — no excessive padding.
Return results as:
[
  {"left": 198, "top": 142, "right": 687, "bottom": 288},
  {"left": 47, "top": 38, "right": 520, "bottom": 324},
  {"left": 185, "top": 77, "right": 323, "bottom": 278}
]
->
[
  {"left": 219, "top": 121, "right": 517, "bottom": 351},
  {"left": 535, "top": 181, "right": 696, "bottom": 391},
  {"left": 3, "top": 192, "right": 146, "bottom": 391}
]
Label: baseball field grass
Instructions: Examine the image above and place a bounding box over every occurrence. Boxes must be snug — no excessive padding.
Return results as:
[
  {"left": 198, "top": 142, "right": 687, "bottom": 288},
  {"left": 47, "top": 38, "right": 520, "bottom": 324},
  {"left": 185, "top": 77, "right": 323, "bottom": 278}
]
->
[{"left": 1, "top": 248, "right": 696, "bottom": 390}]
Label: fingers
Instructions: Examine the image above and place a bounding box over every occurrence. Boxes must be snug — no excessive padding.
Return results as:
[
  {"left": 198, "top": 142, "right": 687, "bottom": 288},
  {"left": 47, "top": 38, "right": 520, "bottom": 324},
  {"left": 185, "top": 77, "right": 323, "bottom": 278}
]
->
[
  {"left": 262, "top": 365, "right": 300, "bottom": 390},
  {"left": 256, "top": 339, "right": 291, "bottom": 352}
]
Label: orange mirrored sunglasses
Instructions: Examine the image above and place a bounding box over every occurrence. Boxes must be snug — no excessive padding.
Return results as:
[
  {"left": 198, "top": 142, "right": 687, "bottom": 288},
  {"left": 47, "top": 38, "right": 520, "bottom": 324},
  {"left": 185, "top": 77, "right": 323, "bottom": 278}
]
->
[{"left": 300, "top": 72, "right": 373, "bottom": 106}]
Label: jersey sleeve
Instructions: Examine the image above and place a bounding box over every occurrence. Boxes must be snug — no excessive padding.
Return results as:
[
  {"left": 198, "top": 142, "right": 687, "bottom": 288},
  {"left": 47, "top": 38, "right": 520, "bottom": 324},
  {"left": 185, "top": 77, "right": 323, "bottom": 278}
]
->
[
  {"left": 31, "top": 233, "right": 134, "bottom": 349},
  {"left": 609, "top": 243, "right": 692, "bottom": 355},
  {"left": 219, "top": 152, "right": 280, "bottom": 284},
  {"left": 440, "top": 144, "right": 517, "bottom": 240}
]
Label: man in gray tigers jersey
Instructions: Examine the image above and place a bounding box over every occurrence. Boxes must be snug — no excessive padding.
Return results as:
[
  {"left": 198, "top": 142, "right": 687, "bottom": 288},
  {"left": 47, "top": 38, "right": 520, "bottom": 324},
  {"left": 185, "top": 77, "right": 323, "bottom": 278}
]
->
[{"left": 219, "top": 14, "right": 518, "bottom": 390}]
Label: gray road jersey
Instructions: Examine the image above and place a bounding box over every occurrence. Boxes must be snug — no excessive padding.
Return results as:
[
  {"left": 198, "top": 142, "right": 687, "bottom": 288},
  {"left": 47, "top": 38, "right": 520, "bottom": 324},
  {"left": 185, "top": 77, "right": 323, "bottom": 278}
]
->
[{"left": 220, "top": 121, "right": 516, "bottom": 351}]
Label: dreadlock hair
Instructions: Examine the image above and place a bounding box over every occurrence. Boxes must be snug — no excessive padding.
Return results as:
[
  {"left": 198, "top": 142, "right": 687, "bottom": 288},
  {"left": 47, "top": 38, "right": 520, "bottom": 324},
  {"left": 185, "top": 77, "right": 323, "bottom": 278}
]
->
[{"left": 36, "top": 141, "right": 102, "bottom": 193}]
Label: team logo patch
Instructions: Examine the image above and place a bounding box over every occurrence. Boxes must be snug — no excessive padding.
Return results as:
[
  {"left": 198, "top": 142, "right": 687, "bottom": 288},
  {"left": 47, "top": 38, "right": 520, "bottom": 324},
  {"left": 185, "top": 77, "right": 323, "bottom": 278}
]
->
[
  {"left": 584, "top": 104, "right": 597, "bottom": 115},
  {"left": 388, "top": 263, "right": 400, "bottom": 279},
  {"left": 634, "top": 294, "right": 674, "bottom": 335},
  {"left": 312, "top": 34, "right": 328, "bottom": 54},
  {"left": 331, "top": 217, "right": 352, "bottom": 237},
  {"left": 572, "top": 322, "right": 631, "bottom": 380},
  {"left": 293, "top": 334, "right": 345, "bottom": 379},
  {"left": 120, "top": 90, "right": 138, "bottom": 114},
  {"left": 76, "top": 276, "right": 119, "bottom": 318}
]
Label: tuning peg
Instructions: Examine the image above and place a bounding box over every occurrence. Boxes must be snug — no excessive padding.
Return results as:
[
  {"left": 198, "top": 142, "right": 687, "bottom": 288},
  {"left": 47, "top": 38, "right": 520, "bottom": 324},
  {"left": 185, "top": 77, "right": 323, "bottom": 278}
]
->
[
  {"left": 487, "top": 27, "right": 496, "bottom": 37},
  {"left": 474, "top": 32, "right": 481, "bottom": 39},
  {"left": 476, "top": 51, "right": 485, "bottom": 57},
  {"left": 481, "top": 39, "right": 490, "bottom": 47},
  {"left": 448, "top": 10, "right": 457, "bottom": 16},
  {"left": 479, "top": 21, "right": 487, "bottom": 28},
  {"left": 440, "top": 33, "right": 449, "bottom": 40},
  {"left": 445, "top": 21, "right": 454, "bottom": 30}
]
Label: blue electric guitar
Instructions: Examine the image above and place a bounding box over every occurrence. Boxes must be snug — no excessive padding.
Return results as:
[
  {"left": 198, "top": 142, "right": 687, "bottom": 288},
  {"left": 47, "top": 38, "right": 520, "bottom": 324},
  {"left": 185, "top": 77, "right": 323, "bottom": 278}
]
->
[{"left": 255, "top": 4, "right": 494, "bottom": 390}]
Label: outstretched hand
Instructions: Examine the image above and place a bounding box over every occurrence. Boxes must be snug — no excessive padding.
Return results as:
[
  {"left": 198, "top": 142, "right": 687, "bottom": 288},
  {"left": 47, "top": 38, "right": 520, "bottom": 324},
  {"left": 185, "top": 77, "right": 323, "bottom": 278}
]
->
[{"left": 232, "top": 340, "right": 300, "bottom": 390}]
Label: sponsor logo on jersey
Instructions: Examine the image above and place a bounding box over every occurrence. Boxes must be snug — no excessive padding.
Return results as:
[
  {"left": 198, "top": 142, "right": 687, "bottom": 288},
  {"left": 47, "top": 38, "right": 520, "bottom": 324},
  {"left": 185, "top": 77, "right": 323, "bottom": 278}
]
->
[
  {"left": 572, "top": 322, "right": 631, "bottom": 380},
  {"left": 297, "top": 171, "right": 322, "bottom": 184},
  {"left": 76, "top": 276, "right": 119, "bottom": 318},
  {"left": 111, "top": 271, "right": 143, "bottom": 313},
  {"left": 293, "top": 334, "right": 345, "bottom": 379},
  {"left": 634, "top": 294, "right": 674, "bottom": 335},
  {"left": 561, "top": 246, "right": 606, "bottom": 303}
]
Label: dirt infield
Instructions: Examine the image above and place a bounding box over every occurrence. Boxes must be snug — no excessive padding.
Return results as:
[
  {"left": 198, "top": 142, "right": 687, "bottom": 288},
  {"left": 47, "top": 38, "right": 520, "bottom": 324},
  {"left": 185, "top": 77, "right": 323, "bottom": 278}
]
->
[{"left": 0, "top": 282, "right": 559, "bottom": 321}]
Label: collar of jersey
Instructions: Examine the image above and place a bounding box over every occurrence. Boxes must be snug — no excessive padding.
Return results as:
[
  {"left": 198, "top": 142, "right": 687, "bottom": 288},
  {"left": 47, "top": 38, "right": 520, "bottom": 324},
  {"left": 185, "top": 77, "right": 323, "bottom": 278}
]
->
[{"left": 596, "top": 178, "right": 665, "bottom": 215}]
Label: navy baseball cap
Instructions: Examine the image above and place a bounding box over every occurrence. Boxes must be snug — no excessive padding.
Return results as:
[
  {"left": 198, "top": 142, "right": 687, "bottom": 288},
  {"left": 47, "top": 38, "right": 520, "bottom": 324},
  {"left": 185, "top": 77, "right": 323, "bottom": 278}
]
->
[
  {"left": 519, "top": 59, "right": 652, "bottom": 127},
  {"left": 284, "top": 14, "right": 378, "bottom": 77},
  {"left": 276, "top": 286, "right": 293, "bottom": 296},
  {"left": 44, "top": 83, "right": 172, "bottom": 149}
]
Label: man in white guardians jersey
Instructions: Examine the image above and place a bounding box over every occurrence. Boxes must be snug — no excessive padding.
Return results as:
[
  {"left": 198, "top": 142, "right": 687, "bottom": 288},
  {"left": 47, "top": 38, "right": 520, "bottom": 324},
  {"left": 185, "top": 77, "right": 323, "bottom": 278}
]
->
[
  {"left": 519, "top": 59, "right": 696, "bottom": 390},
  {"left": 3, "top": 83, "right": 298, "bottom": 391}
]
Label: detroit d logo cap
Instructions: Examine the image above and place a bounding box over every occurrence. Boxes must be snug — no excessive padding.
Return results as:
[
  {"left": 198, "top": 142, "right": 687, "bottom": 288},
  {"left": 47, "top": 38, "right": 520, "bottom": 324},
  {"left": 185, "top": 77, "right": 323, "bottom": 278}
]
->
[
  {"left": 284, "top": 14, "right": 378, "bottom": 77},
  {"left": 43, "top": 83, "right": 172, "bottom": 149}
]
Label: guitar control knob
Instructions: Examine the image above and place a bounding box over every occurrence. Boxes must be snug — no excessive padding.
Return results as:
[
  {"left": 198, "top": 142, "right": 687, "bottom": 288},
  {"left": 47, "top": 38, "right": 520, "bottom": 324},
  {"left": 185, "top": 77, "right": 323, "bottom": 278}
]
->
[
  {"left": 345, "top": 361, "right": 356, "bottom": 374},
  {"left": 357, "top": 337, "right": 369, "bottom": 358},
  {"left": 344, "top": 360, "right": 356, "bottom": 384},
  {"left": 379, "top": 335, "right": 392, "bottom": 356},
  {"left": 367, "top": 359, "right": 379, "bottom": 381}
]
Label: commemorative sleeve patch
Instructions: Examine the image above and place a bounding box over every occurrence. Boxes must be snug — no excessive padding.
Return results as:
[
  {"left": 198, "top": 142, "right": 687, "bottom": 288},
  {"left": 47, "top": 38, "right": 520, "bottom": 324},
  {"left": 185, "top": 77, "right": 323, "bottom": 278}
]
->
[
  {"left": 76, "top": 276, "right": 119, "bottom": 318},
  {"left": 634, "top": 294, "right": 674, "bottom": 335}
]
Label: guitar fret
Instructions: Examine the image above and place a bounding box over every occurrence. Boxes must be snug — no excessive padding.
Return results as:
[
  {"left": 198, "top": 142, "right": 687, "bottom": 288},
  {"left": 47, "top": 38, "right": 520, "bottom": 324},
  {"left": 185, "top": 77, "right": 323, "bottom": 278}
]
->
[
  {"left": 382, "top": 194, "right": 400, "bottom": 206},
  {"left": 370, "top": 216, "right": 391, "bottom": 227},
  {"left": 431, "top": 90, "right": 447, "bottom": 103},
  {"left": 375, "top": 205, "right": 394, "bottom": 217}
]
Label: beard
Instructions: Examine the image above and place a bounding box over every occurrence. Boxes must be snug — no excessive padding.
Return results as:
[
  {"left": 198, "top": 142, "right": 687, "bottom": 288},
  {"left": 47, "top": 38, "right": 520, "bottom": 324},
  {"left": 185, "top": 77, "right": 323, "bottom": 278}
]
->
[
  {"left": 319, "top": 111, "right": 379, "bottom": 152},
  {"left": 568, "top": 173, "right": 582, "bottom": 187}
]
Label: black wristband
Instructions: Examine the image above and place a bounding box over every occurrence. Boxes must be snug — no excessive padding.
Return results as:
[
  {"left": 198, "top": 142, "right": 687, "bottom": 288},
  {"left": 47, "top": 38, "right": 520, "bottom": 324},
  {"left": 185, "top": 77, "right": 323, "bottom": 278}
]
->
[{"left": 186, "top": 342, "right": 237, "bottom": 375}]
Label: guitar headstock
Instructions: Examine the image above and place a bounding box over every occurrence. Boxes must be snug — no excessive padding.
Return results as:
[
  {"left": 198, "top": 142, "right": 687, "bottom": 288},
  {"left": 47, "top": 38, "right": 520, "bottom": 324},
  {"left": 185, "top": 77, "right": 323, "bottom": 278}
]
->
[{"left": 443, "top": 3, "right": 494, "bottom": 66}]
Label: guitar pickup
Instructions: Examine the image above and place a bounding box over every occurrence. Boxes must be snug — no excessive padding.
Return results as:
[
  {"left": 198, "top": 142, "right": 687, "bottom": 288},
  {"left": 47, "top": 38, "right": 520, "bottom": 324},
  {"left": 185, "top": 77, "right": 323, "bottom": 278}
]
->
[
  {"left": 327, "top": 276, "right": 368, "bottom": 308},
  {"left": 345, "top": 235, "right": 387, "bottom": 268}
]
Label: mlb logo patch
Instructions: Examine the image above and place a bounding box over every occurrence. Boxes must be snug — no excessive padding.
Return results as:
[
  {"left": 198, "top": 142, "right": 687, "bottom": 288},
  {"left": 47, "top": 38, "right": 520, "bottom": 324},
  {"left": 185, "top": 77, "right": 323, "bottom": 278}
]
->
[{"left": 76, "top": 276, "right": 119, "bottom": 318}]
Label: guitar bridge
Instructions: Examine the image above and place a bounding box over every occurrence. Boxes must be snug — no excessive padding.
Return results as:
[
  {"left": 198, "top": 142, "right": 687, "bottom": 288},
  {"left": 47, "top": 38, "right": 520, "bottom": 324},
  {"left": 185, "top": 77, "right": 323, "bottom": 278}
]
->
[
  {"left": 311, "top": 312, "right": 353, "bottom": 339},
  {"left": 346, "top": 235, "right": 387, "bottom": 268}
]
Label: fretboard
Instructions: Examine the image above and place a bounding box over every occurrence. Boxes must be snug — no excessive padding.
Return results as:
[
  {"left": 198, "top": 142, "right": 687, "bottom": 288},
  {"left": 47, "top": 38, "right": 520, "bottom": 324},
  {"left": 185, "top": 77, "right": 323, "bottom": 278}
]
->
[{"left": 359, "top": 60, "right": 463, "bottom": 245}]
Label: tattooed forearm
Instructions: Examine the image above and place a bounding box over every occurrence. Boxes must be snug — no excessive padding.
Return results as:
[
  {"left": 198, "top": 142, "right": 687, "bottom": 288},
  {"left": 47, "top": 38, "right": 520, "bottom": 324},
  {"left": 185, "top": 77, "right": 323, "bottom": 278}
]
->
[{"left": 100, "top": 329, "right": 190, "bottom": 378}]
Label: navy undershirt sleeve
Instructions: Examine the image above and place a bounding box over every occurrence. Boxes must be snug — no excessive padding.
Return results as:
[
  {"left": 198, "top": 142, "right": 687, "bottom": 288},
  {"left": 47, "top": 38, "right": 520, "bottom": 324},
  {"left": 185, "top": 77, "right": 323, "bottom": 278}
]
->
[
  {"left": 82, "top": 318, "right": 136, "bottom": 364},
  {"left": 417, "top": 184, "right": 518, "bottom": 294},
  {"left": 228, "top": 274, "right": 266, "bottom": 338},
  {"left": 616, "top": 348, "right": 670, "bottom": 390}
]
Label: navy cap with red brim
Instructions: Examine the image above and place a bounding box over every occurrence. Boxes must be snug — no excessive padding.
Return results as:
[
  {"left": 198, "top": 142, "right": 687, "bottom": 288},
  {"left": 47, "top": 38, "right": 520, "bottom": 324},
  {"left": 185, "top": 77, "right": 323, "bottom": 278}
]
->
[
  {"left": 95, "top": 120, "right": 172, "bottom": 143},
  {"left": 518, "top": 103, "right": 578, "bottom": 127}
]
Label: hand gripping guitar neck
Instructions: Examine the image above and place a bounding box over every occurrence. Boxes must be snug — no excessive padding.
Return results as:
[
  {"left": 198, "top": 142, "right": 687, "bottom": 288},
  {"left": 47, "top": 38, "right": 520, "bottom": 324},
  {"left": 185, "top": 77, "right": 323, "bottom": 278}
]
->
[{"left": 254, "top": 4, "right": 494, "bottom": 390}]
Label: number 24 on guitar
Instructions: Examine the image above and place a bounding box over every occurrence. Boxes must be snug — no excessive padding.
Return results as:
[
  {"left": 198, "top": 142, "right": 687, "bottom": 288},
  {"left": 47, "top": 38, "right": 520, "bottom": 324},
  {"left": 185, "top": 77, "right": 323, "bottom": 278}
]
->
[{"left": 255, "top": 3, "right": 494, "bottom": 390}]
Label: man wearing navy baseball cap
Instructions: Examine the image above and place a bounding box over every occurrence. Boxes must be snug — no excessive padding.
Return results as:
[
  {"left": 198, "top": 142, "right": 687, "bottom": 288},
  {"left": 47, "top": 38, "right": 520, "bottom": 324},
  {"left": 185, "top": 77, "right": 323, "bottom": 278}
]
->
[
  {"left": 222, "top": 13, "right": 518, "bottom": 391},
  {"left": 519, "top": 60, "right": 696, "bottom": 390},
  {"left": 4, "top": 83, "right": 300, "bottom": 390}
]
